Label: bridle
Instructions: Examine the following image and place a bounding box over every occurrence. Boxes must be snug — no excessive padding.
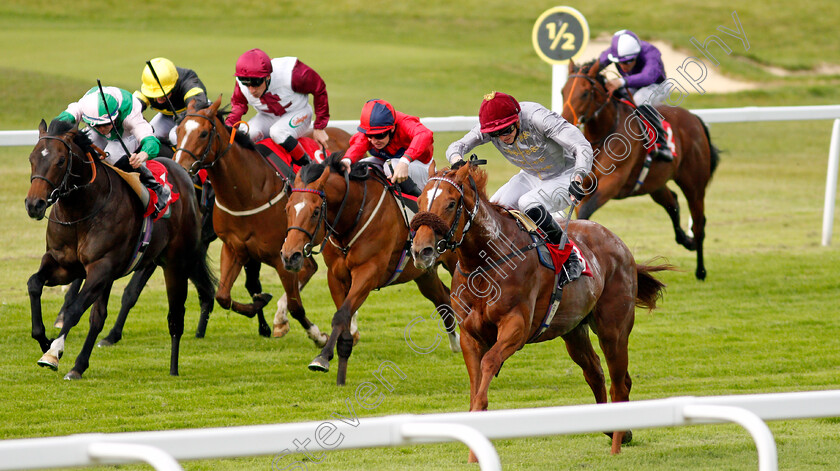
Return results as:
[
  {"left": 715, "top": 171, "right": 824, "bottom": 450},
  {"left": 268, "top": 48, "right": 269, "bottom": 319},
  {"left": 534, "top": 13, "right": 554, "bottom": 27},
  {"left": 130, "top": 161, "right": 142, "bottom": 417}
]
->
[
  {"left": 424, "top": 173, "right": 480, "bottom": 254},
  {"left": 31, "top": 134, "right": 98, "bottom": 207},
  {"left": 564, "top": 72, "right": 615, "bottom": 126},
  {"left": 286, "top": 170, "right": 358, "bottom": 257},
  {"left": 176, "top": 111, "right": 232, "bottom": 175}
]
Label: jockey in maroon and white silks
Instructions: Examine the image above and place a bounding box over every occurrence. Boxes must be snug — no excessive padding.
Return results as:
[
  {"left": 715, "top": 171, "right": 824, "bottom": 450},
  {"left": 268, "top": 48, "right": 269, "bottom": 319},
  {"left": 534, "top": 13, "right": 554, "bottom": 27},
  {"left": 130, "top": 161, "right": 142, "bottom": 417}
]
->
[
  {"left": 447, "top": 92, "right": 592, "bottom": 218},
  {"left": 341, "top": 99, "right": 433, "bottom": 195},
  {"left": 226, "top": 49, "right": 330, "bottom": 165}
]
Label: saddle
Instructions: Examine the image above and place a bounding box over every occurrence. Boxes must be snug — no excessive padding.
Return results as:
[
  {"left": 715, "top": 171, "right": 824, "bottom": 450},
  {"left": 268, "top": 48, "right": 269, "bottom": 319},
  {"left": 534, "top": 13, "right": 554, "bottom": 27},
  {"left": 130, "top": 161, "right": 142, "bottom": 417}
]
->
[
  {"left": 255, "top": 137, "right": 325, "bottom": 182},
  {"left": 105, "top": 159, "right": 179, "bottom": 220}
]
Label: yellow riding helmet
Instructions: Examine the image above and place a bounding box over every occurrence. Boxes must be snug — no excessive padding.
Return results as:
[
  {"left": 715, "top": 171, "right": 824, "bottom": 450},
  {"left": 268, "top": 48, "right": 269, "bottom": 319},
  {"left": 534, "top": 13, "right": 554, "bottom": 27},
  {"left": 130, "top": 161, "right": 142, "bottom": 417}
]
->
[{"left": 141, "top": 58, "right": 179, "bottom": 98}]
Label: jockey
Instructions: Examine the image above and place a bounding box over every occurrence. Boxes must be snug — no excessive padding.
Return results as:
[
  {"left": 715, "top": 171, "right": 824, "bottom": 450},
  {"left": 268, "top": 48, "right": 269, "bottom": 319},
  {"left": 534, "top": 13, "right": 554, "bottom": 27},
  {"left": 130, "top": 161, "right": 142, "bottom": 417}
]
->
[
  {"left": 55, "top": 86, "right": 170, "bottom": 220},
  {"left": 599, "top": 29, "right": 673, "bottom": 161},
  {"left": 225, "top": 48, "right": 330, "bottom": 166},
  {"left": 133, "top": 57, "right": 209, "bottom": 147},
  {"left": 340, "top": 99, "right": 433, "bottom": 196},
  {"left": 446, "top": 91, "right": 593, "bottom": 248}
]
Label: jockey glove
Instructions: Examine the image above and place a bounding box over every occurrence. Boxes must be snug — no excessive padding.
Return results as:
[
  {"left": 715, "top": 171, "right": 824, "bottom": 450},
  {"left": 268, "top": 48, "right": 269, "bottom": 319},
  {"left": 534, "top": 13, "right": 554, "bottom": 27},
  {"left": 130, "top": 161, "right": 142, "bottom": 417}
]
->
[{"left": 569, "top": 180, "right": 586, "bottom": 201}]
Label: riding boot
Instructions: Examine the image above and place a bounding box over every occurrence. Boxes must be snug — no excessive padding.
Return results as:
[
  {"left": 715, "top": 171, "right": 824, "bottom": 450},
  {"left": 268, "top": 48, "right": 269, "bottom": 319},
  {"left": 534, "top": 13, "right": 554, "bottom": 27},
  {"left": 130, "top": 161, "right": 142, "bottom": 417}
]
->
[
  {"left": 138, "top": 164, "right": 169, "bottom": 219},
  {"left": 397, "top": 178, "right": 422, "bottom": 197},
  {"left": 280, "top": 136, "right": 312, "bottom": 166},
  {"left": 637, "top": 104, "right": 673, "bottom": 162},
  {"left": 525, "top": 205, "right": 565, "bottom": 246}
]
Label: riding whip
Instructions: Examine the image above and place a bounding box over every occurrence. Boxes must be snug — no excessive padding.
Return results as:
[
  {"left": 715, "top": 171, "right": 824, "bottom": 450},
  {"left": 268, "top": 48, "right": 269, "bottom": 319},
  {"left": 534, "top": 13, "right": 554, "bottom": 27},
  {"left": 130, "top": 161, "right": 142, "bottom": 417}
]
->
[
  {"left": 96, "top": 80, "right": 132, "bottom": 157},
  {"left": 145, "top": 60, "right": 181, "bottom": 122}
]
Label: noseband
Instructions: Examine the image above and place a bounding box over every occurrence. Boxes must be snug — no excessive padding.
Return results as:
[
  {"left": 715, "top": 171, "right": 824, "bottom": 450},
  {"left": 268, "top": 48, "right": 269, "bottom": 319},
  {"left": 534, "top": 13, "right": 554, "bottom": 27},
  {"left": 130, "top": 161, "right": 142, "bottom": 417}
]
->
[
  {"left": 423, "top": 174, "right": 479, "bottom": 253},
  {"left": 286, "top": 170, "right": 356, "bottom": 257},
  {"left": 31, "top": 134, "right": 97, "bottom": 206}
]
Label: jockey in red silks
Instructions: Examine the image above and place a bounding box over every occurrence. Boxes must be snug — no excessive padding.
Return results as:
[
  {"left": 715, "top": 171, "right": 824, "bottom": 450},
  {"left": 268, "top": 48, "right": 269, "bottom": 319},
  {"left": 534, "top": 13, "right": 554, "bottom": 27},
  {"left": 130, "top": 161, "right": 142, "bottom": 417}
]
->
[
  {"left": 56, "top": 86, "right": 170, "bottom": 219},
  {"left": 599, "top": 29, "right": 673, "bottom": 161},
  {"left": 446, "top": 91, "right": 593, "bottom": 249},
  {"left": 340, "top": 99, "right": 434, "bottom": 196},
  {"left": 226, "top": 48, "right": 331, "bottom": 166}
]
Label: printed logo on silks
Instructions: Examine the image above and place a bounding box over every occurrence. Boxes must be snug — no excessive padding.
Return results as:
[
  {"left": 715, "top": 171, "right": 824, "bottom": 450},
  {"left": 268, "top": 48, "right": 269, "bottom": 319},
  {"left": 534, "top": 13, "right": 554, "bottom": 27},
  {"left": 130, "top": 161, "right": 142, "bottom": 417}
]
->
[{"left": 288, "top": 114, "right": 307, "bottom": 129}]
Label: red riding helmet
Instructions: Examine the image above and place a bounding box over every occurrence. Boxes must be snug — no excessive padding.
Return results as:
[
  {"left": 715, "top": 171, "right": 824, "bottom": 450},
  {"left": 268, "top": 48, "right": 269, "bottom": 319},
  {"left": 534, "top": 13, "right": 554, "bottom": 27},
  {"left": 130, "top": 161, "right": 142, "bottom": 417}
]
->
[
  {"left": 479, "top": 91, "right": 520, "bottom": 133},
  {"left": 357, "top": 99, "right": 396, "bottom": 134},
  {"left": 235, "top": 48, "right": 273, "bottom": 78}
]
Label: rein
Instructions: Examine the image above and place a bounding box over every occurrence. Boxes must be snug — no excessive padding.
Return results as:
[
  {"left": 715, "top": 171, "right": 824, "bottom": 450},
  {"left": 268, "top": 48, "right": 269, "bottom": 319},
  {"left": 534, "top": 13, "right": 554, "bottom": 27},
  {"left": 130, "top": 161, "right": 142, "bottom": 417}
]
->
[
  {"left": 425, "top": 174, "right": 479, "bottom": 253},
  {"left": 176, "top": 111, "right": 232, "bottom": 174}
]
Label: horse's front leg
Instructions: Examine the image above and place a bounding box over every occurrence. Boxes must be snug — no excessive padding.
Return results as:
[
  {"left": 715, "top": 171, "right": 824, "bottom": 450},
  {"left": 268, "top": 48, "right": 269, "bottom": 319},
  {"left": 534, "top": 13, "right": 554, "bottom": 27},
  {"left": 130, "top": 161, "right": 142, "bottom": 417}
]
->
[
  {"left": 65, "top": 280, "right": 114, "bottom": 380},
  {"left": 275, "top": 255, "right": 323, "bottom": 343},
  {"left": 576, "top": 170, "right": 631, "bottom": 220},
  {"left": 649, "top": 187, "right": 694, "bottom": 249},
  {"left": 163, "top": 261, "right": 190, "bottom": 376},
  {"left": 98, "top": 264, "right": 157, "bottom": 347},
  {"left": 216, "top": 243, "right": 270, "bottom": 324},
  {"left": 459, "top": 327, "right": 488, "bottom": 464},
  {"left": 240, "top": 258, "right": 272, "bottom": 337},
  {"left": 28, "top": 255, "right": 73, "bottom": 355},
  {"left": 55, "top": 278, "right": 83, "bottom": 329}
]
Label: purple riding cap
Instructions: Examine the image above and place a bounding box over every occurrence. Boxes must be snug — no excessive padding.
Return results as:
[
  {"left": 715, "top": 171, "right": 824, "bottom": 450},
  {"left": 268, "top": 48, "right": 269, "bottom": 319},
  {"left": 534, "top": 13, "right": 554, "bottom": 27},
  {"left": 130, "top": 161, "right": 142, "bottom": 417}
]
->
[{"left": 598, "top": 30, "right": 667, "bottom": 89}]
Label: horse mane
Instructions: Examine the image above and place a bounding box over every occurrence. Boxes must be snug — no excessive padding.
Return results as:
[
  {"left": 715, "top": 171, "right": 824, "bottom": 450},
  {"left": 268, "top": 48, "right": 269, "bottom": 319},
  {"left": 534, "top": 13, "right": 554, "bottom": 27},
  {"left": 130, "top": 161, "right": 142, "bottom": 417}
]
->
[
  {"left": 574, "top": 59, "right": 606, "bottom": 87},
  {"left": 298, "top": 152, "right": 369, "bottom": 185},
  {"left": 190, "top": 101, "right": 256, "bottom": 151},
  {"left": 441, "top": 164, "right": 491, "bottom": 206},
  {"left": 47, "top": 118, "right": 95, "bottom": 156}
]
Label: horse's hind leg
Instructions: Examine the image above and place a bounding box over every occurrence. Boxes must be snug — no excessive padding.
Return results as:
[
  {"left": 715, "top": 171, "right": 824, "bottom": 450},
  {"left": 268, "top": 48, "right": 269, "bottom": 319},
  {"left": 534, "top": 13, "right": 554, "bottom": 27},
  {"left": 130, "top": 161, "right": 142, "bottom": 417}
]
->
[
  {"left": 649, "top": 187, "right": 694, "bottom": 250},
  {"left": 192, "top": 248, "right": 219, "bottom": 339},
  {"left": 675, "top": 180, "right": 708, "bottom": 280},
  {"left": 98, "top": 264, "right": 156, "bottom": 347},
  {"left": 414, "top": 271, "right": 461, "bottom": 353},
  {"left": 561, "top": 322, "right": 608, "bottom": 404},
  {"left": 241, "top": 259, "right": 272, "bottom": 337},
  {"left": 163, "top": 264, "right": 189, "bottom": 376},
  {"left": 216, "top": 244, "right": 271, "bottom": 333}
]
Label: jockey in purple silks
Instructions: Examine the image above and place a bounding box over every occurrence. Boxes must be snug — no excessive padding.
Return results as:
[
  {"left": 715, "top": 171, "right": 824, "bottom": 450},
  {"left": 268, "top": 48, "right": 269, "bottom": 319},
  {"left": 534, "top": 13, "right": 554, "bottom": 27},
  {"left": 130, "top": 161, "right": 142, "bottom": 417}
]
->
[{"left": 599, "top": 30, "right": 673, "bottom": 161}]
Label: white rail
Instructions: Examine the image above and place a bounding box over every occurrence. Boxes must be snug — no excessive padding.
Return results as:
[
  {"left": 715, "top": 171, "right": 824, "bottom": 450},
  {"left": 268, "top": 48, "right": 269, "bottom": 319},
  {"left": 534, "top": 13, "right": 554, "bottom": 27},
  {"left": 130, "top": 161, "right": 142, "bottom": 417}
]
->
[
  {"left": 1, "top": 390, "right": 839, "bottom": 471},
  {"left": 5, "top": 105, "right": 840, "bottom": 244}
]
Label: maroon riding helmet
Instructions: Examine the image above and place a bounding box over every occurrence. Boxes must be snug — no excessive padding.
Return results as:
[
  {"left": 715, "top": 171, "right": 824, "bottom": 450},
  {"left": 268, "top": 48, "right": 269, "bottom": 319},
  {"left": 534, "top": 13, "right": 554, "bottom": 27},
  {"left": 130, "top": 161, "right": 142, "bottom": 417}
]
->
[
  {"left": 235, "top": 48, "right": 273, "bottom": 78},
  {"left": 479, "top": 92, "right": 521, "bottom": 133}
]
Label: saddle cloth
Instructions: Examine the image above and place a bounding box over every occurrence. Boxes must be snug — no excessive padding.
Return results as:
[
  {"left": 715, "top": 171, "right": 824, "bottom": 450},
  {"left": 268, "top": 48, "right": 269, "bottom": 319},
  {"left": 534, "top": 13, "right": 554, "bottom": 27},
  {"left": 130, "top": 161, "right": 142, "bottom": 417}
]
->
[
  {"left": 255, "top": 137, "right": 325, "bottom": 182},
  {"left": 105, "top": 159, "right": 179, "bottom": 219}
]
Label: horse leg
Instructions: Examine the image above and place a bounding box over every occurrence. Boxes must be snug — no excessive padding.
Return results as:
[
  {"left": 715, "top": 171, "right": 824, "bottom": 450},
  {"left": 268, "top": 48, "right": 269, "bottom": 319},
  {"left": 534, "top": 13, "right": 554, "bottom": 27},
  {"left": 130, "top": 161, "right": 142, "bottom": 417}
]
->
[
  {"left": 459, "top": 330, "right": 487, "bottom": 463},
  {"left": 163, "top": 262, "right": 189, "bottom": 376},
  {"left": 241, "top": 259, "right": 271, "bottom": 337},
  {"left": 28, "top": 255, "right": 73, "bottom": 356},
  {"left": 65, "top": 281, "right": 114, "bottom": 380},
  {"left": 312, "top": 264, "right": 378, "bottom": 386},
  {"left": 55, "top": 279, "right": 83, "bottom": 329},
  {"left": 649, "top": 187, "right": 693, "bottom": 250},
  {"left": 192, "top": 246, "right": 219, "bottom": 339},
  {"left": 277, "top": 255, "right": 324, "bottom": 345},
  {"left": 414, "top": 271, "right": 461, "bottom": 353},
  {"left": 216, "top": 244, "right": 270, "bottom": 327},
  {"left": 576, "top": 173, "right": 627, "bottom": 220},
  {"left": 98, "top": 264, "right": 156, "bottom": 347},
  {"left": 675, "top": 178, "right": 708, "bottom": 280}
]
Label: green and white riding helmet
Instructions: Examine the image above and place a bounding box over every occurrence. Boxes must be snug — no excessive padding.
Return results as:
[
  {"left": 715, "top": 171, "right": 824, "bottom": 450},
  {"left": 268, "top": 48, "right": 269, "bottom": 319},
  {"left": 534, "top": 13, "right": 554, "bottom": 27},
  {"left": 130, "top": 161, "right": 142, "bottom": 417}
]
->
[{"left": 80, "top": 90, "right": 120, "bottom": 127}]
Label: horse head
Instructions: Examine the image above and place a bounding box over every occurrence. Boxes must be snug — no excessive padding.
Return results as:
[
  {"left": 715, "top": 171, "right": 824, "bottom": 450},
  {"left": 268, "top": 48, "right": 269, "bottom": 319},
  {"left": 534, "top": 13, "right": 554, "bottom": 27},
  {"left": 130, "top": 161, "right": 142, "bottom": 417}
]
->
[
  {"left": 174, "top": 96, "right": 229, "bottom": 174},
  {"left": 410, "top": 161, "right": 484, "bottom": 269},
  {"left": 25, "top": 119, "right": 95, "bottom": 220},
  {"left": 281, "top": 157, "right": 336, "bottom": 272},
  {"left": 562, "top": 59, "right": 610, "bottom": 126}
]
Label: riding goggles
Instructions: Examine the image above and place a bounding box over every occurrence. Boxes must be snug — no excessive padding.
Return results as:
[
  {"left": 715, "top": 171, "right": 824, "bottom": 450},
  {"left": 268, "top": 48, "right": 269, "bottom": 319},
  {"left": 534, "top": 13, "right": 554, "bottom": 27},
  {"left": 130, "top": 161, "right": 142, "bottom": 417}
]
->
[
  {"left": 488, "top": 123, "right": 516, "bottom": 138},
  {"left": 238, "top": 76, "right": 266, "bottom": 87}
]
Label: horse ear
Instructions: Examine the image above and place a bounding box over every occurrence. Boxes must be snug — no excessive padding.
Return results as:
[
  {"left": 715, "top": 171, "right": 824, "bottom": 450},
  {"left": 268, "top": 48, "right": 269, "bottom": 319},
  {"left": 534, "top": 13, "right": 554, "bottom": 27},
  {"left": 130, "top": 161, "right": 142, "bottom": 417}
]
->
[
  {"left": 427, "top": 159, "right": 436, "bottom": 180},
  {"left": 210, "top": 95, "right": 223, "bottom": 114},
  {"left": 454, "top": 159, "right": 472, "bottom": 183},
  {"left": 38, "top": 119, "right": 47, "bottom": 134},
  {"left": 568, "top": 59, "right": 575, "bottom": 74},
  {"left": 588, "top": 61, "right": 601, "bottom": 78}
]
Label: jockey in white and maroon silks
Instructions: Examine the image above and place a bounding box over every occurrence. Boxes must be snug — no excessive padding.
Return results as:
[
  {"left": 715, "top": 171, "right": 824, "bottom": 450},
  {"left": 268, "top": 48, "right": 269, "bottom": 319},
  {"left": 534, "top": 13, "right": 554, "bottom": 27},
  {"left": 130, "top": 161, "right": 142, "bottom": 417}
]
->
[
  {"left": 599, "top": 29, "right": 673, "bottom": 161},
  {"left": 446, "top": 91, "right": 593, "bottom": 247},
  {"left": 225, "top": 48, "right": 330, "bottom": 166},
  {"left": 340, "top": 99, "right": 434, "bottom": 196},
  {"left": 55, "top": 86, "right": 170, "bottom": 219}
]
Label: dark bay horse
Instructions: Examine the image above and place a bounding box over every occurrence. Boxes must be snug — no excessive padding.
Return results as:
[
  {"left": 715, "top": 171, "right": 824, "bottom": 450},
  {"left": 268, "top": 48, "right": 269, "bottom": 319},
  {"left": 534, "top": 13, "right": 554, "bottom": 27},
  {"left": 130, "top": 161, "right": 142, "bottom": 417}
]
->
[
  {"left": 410, "top": 162, "right": 672, "bottom": 459},
  {"left": 173, "top": 96, "right": 351, "bottom": 343},
  {"left": 280, "top": 155, "right": 461, "bottom": 386},
  {"left": 562, "top": 60, "right": 720, "bottom": 280},
  {"left": 25, "top": 119, "right": 216, "bottom": 379}
]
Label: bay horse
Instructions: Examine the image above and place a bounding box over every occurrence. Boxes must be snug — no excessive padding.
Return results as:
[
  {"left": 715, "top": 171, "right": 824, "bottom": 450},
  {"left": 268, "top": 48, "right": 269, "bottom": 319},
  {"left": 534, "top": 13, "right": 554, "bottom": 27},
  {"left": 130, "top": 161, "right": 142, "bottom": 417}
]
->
[
  {"left": 562, "top": 60, "right": 720, "bottom": 280},
  {"left": 410, "top": 161, "right": 672, "bottom": 459},
  {"left": 173, "top": 96, "right": 351, "bottom": 343},
  {"left": 25, "top": 118, "right": 216, "bottom": 379},
  {"left": 280, "top": 155, "right": 461, "bottom": 386}
]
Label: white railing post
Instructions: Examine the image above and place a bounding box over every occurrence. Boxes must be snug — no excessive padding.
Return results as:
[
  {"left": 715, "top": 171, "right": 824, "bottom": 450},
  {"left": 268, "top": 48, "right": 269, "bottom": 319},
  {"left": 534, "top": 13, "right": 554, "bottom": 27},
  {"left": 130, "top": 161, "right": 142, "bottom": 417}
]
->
[
  {"left": 87, "top": 442, "right": 182, "bottom": 471},
  {"left": 821, "top": 118, "right": 840, "bottom": 246},
  {"left": 400, "top": 423, "right": 501, "bottom": 471},
  {"left": 552, "top": 64, "right": 568, "bottom": 113},
  {"left": 682, "top": 405, "right": 777, "bottom": 471}
]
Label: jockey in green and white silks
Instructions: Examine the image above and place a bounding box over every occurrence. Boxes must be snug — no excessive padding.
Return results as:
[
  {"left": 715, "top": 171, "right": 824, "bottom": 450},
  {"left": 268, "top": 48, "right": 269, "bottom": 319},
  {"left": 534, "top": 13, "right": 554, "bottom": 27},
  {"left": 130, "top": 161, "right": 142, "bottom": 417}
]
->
[
  {"left": 57, "top": 86, "right": 161, "bottom": 167},
  {"left": 56, "top": 86, "right": 169, "bottom": 219}
]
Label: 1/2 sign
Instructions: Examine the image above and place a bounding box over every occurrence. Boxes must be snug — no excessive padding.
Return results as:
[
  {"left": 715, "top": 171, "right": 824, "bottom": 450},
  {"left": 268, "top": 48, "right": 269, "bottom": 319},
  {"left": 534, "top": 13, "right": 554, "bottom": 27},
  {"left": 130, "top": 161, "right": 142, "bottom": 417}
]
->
[{"left": 532, "top": 6, "right": 589, "bottom": 65}]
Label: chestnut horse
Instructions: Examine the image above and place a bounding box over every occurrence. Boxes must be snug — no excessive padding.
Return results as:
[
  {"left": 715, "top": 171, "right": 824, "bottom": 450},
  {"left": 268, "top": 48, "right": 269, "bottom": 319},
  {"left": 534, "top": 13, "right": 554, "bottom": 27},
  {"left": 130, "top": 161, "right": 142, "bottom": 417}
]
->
[
  {"left": 25, "top": 119, "right": 216, "bottom": 379},
  {"left": 173, "top": 96, "right": 351, "bottom": 343},
  {"left": 280, "top": 155, "right": 460, "bottom": 386},
  {"left": 562, "top": 60, "right": 719, "bottom": 280},
  {"left": 410, "top": 161, "right": 672, "bottom": 458}
]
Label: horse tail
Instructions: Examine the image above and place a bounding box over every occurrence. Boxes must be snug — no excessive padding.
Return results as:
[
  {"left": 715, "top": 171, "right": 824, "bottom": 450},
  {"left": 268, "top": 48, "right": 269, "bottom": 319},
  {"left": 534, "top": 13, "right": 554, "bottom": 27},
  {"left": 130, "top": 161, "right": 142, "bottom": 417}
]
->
[
  {"left": 190, "top": 243, "right": 219, "bottom": 302},
  {"left": 635, "top": 259, "right": 677, "bottom": 311},
  {"left": 697, "top": 115, "right": 721, "bottom": 177}
]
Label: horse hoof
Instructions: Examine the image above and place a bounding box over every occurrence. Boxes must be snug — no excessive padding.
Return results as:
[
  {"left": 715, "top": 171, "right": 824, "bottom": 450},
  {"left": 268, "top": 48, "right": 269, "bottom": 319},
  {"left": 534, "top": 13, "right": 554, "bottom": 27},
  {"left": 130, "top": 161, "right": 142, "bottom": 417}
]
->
[
  {"left": 695, "top": 268, "right": 707, "bottom": 281},
  {"left": 252, "top": 292, "right": 273, "bottom": 308},
  {"left": 308, "top": 356, "right": 329, "bottom": 373},
  {"left": 63, "top": 371, "right": 82, "bottom": 380},
  {"left": 273, "top": 321, "right": 290, "bottom": 338},
  {"left": 315, "top": 332, "right": 328, "bottom": 348},
  {"left": 258, "top": 322, "right": 272, "bottom": 338},
  {"left": 54, "top": 320, "right": 64, "bottom": 329},
  {"left": 622, "top": 430, "right": 633, "bottom": 444},
  {"left": 97, "top": 338, "right": 116, "bottom": 347},
  {"left": 351, "top": 330, "right": 360, "bottom": 346},
  {"left": 37, "top": 353, "right": 59, "bottom": 371}
]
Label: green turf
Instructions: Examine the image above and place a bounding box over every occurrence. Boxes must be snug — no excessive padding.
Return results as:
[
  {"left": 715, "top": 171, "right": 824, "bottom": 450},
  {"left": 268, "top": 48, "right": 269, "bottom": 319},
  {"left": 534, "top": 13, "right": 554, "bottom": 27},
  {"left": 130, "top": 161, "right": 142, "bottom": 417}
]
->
[{"left": 2, "top": 1, "right": 840, "bottom": 470}]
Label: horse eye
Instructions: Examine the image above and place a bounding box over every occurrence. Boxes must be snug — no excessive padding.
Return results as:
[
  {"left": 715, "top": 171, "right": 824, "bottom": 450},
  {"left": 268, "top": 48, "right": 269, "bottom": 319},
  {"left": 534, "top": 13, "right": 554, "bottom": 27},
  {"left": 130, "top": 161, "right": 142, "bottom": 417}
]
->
[
  {"left": 199, "top": 130, "right": 209, "bottom": 138},
  {"left": 581, "top": 90, "right": 589, "bottom": 98},
  {"left": 57, "top": 157, "right": 66, "bottom": 167},
  {"left": 312, "top": 208, "right": 320, "bottom": 218},
  {"left": 446, "top": 201, "right": 456, "bottom": 210}
]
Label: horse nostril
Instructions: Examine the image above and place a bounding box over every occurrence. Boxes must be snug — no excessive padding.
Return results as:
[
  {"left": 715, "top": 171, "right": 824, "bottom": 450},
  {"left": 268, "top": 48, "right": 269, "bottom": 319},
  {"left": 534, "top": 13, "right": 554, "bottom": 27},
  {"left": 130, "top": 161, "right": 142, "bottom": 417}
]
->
[{"left": 421, "top": 247, "right": 435, "bottom": 259}]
